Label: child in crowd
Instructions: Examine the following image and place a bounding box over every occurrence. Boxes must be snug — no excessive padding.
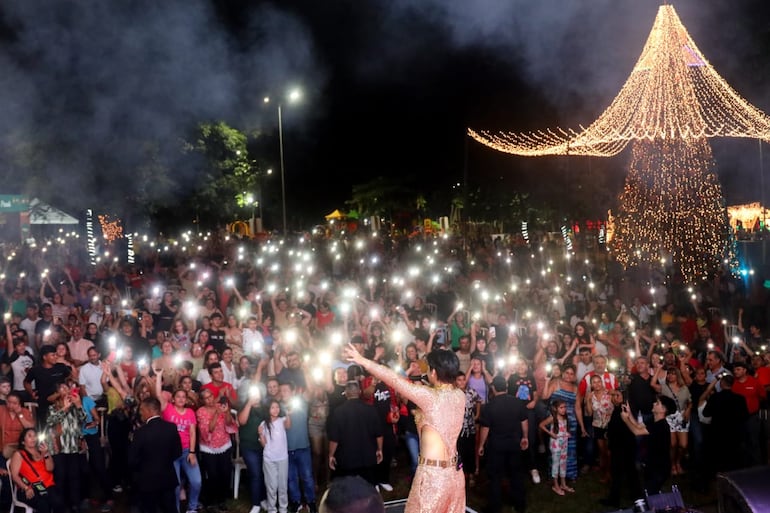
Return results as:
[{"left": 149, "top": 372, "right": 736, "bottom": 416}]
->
[
  {"left": 539, "top": 399, "right": 574, "bottom": 495},
  {"left": 259, "top": 399, "right": 292, "bottom": 513}
]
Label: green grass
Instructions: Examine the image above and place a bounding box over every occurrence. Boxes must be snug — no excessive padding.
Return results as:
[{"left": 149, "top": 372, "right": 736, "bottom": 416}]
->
[{"left": 90, "top": 449, "right": 719, "bottom": 513}]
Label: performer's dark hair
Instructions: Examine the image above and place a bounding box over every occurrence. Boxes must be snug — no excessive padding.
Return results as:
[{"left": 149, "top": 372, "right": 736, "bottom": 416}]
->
[
  {"left": 319, "top": 476, "right": 384, "bottom": 513},
  {"left": 426, "top": 349, "right": 460, "bottom": 384}
]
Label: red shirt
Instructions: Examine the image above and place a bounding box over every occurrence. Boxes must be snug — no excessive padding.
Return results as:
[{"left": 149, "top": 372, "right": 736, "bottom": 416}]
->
[
  {"left": 201, "top": 381, "right": 237, "bottom": 404},
  {"left": 732, "top": 375, "right": 767, "bottom": 414},
  {"left": 578, "top": 370, "right": 618, "bottom": 396},
  {"left": 756, "top": 366, "right": 770, "bottom": 388}
]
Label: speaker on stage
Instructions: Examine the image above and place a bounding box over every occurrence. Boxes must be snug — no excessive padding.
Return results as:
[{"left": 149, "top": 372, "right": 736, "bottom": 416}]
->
[{"left": 717, "top": 466, "right": 770, "bottom": 513}]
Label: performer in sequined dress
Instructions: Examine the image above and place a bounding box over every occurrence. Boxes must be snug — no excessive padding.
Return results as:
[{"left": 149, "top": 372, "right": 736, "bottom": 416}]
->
[{"left": 344, "top": 344, "right": 466, "bottom": 513}]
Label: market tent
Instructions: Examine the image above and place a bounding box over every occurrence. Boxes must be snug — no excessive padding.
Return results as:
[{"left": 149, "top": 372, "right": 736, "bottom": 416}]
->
[
  {"left": 29, "top": 198, "right": 79, "bottom": 224},
  {"left": 324, "top": 209, "right": 346, "bottom": 220}
]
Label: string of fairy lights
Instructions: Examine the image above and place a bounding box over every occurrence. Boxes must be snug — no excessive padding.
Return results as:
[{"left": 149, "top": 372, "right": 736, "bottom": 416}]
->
[
  {"left": 467, "top": 4, "right": 766, "bottom": 281},
  {"left": 468, "top": 5, "right": 770, "bottom": 157},
  {"left": 610, "top": 137, "right": 734, "bottom": 280}
]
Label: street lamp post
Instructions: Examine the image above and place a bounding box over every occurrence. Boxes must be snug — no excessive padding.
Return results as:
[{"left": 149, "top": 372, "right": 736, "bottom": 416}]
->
[{"left": 264, "top": 88, "right": 301, "bottom": 236}]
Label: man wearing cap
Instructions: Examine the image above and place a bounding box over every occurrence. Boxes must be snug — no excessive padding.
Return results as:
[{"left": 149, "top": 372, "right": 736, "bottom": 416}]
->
[
  {"left": 731, "top": 361, "right": 766, "bottom": 466},
  {"left": 478, "top": 376, "right": 528, "bottom": 513},
  {"left": 327, "top": 381, "right": 383, "bottom": 487},
  {"left": 23, "top": 345, "right": 71, "bottom": 426}
]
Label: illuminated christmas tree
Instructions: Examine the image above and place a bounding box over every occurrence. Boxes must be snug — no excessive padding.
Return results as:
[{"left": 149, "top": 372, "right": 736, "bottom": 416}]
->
[
  {"left": 611, "top": 137, "right": 730, "bottom": 280},
  {"left": 469, "top": 5, "right": 770, "bottom": 280}
]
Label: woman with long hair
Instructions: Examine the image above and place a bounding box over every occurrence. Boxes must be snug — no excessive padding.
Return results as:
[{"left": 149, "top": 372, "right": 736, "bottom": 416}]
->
[
  {"left": 585, "top": 374, "right": 612, "bottom": 482},
  {"left": 572, "top": 322, "right": 596, "bottom": 354},
  {"left": 655, "top": 366, "right": 691, "bottom": 475},
  {"left": 344, "top": 344, "right": 466, "bottom": 513},
  {"left": 9, "top": 427, "right": 62, "bottom": 512},
  {"left": 259, "top": 398, "right": 292, "bottom": 513},
  {"left": 45, "top": 381, "right": 87, "bottom": 513},
  {"left": 156, "top": 369, "right": 202, "bottom": 513},
  {"left": 171, "top": 318, "right": 193, "bottom": 354},
  {"left": 545, "top": 364, "right": 582, "bottom": 483},
  {"left": 224, "top": 314, "right": 244, "bottom": 360}
]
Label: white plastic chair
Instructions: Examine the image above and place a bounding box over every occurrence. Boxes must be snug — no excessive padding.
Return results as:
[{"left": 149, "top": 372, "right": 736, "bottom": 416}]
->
[
  {"left": 231, "top": 433, "right": 247, "bottom": 499},
  {"left": 7, "top": 459, "right": 34, "bottom": 513}
]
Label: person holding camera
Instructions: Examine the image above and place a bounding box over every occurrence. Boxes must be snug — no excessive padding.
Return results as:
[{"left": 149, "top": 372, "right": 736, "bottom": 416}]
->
[
  {"left": 619, "top": 396, "right": 676, "bottom": 495},
  {"left": 9, "top": 427, "right": 62, "bottom": 512},
  {"left": 45, "top": 380, "right": 87, "bottom": 513}
]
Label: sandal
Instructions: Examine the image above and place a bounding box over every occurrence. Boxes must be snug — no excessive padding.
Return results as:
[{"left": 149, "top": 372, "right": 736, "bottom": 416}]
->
[
  {"left": 552, "top": 485, "right": 565, "bottom": 496},
  {"left": 562, "top": 485, "right": 575, "bottom": 493}
]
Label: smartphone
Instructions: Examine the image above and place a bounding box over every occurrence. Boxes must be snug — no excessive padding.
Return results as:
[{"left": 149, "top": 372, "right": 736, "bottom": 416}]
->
[{"left": 218, "top": 396, "right": 229, "bottom": 405}]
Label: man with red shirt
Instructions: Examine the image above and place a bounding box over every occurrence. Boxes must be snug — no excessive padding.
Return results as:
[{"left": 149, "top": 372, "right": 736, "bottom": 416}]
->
[
  {"left": 578, "top": 355, "right": 618, "bottom": 396},
  {"left": 201, "top": 363, "right": 237, "bottom": 405},
  {"left": 731, "top": 361, "right": 766, "bottom": 466}
]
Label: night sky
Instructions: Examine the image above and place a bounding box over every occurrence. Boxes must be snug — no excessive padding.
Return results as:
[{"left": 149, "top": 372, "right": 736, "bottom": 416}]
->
[{"left": 1, "top": 1, "right": 770, "bottom": 228}]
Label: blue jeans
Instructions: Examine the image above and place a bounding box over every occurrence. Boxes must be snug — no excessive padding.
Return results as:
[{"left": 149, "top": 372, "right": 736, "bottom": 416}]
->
[
  {"left": 174, "top": 449, "right": 202, "bottom": 511},
  {"left": 404, "top": 431, "right": 419, "bottom": 475},
  {"left": 241, "top": 447, "right": 266, "bottom": 507},
  {"left": 288, "top": 447, "right": 316, "bottom": 504}
]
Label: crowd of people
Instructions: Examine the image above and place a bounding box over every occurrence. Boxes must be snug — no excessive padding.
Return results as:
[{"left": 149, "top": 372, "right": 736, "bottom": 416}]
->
[{"left": 0, "top": 228, "right": 767, "bottom": 513}]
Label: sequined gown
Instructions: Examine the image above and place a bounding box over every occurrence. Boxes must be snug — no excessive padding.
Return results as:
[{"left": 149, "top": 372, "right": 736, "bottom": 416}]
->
[{"left": 364, "top": 361, "right": 467, "bottom": 513}]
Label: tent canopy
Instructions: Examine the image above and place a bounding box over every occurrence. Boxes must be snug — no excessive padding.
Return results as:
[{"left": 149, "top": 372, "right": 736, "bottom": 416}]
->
[
  {"left": 29, "top": 198, "right": 78, "bottom": 225},
  {"left": 324, "top": 209, "right": 346, "bottom": 220}
]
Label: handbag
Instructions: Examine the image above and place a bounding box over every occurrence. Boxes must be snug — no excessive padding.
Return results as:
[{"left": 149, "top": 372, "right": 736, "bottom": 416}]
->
[{"left": 18, "top": 450, "right": 48, "bottom": 496}]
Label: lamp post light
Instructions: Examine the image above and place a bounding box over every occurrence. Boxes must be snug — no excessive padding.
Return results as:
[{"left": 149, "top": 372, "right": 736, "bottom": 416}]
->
[
  {"left": 264, "top": 88, "right": 302, "bottom": 236},
  {"left": 245, "top": 193, "right": 257, "bottom": 235}
]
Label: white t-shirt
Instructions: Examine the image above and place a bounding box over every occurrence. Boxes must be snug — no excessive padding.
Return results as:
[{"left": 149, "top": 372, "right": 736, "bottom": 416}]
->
[
  {"left": 242, "top": 328, "right": 265, "bottom": 355},
  {"left": 260, "top": 417, "right": 288, "bottom": 462},
  {"left": 222, "top": 362, "right": 237, "bottom": 388},
  {"left": 19, "top": 318, "right": 38, "bottom": 352},
  {"left": 10, "top": 352, "right": 35, "bottom": 391},
  {"left": 78, "top": 362, "right": 104, "bottom": 398}
]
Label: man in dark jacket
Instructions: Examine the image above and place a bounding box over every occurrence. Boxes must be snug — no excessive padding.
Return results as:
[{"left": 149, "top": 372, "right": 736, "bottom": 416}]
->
[
  {"left": 478, "top": 376, "right": 528, "bottom": 513},
  {"left": 328, "top": 381, "right": 383, "bottom": 486},
  {"left": 128, "top": 397, "right": 182, "bottom": 513},
  {"left": 702, "top": 374, "right": 749, "bottom": 473}
]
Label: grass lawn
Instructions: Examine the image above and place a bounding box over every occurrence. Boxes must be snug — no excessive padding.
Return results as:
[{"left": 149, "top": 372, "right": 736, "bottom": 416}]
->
[{"left": 92, "top": 448, "right": 718, "bottom": 513}]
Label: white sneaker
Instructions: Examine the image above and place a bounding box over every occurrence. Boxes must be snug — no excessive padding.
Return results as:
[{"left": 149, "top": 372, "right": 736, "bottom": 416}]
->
[
  {"left": 530, "top": 469, "right": 541, "bottom": 484},
  {"left": 378, "top": 483, "right": 393, "bottom": 492},
  {"left": 248, "top": 507, "right": 261, "bottom": 513}
]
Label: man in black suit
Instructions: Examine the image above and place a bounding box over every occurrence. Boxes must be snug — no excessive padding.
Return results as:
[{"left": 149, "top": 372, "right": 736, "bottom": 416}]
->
[{"left": 128, "top": 397, "right": 182, "bottom": 513}]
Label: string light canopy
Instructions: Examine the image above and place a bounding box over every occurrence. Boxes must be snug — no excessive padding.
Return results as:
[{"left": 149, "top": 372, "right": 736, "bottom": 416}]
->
[{"left": 468, "top": 4, "right": 770, "bottom": 156}]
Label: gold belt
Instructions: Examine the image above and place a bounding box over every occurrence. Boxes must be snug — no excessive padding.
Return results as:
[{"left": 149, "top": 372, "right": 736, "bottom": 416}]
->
[{"left": 418, "top": 455, "right": 457, "bottom": 468}]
